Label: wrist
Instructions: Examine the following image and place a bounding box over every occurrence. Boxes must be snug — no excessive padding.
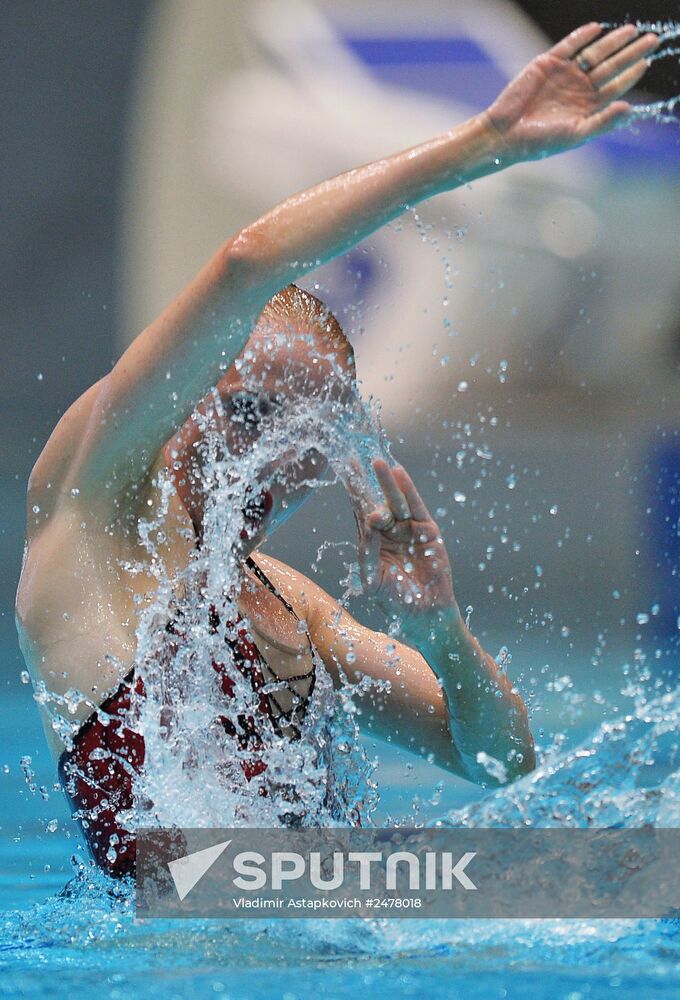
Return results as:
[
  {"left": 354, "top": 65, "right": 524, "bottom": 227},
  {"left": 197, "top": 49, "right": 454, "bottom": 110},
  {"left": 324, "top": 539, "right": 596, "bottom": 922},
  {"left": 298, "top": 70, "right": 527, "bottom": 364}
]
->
[
  {"left": 472, "top": 109, "right": 520, "bottom": 168},
  {"left": 440, "top": 112, "right": 514, "bottom": 187},
  {"left": 407, "top": 114, "right": 512, "bottom": 206},
  {"left": 394, "top": 602, "right": 463, "bottom": 649}
]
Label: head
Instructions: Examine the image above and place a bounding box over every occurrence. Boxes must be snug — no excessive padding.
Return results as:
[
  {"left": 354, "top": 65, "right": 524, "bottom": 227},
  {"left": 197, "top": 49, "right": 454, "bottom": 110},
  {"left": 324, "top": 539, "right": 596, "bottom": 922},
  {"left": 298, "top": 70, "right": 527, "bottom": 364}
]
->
[{"left": 164, "top": 285, "right": 356, "bottom": 551}]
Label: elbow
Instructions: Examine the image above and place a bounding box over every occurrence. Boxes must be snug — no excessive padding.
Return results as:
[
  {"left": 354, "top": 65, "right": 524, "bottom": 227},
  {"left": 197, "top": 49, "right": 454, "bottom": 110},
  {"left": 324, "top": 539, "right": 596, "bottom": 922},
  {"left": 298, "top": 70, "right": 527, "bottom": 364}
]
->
[
  {"left": 505, "top": 739, "right": 536, "bottom": 783},
  {"left": 503, "top": 695, "right": 537, "bottom": 782},
  {"left": 222, "top": 229, "right": 277, "bottom": 290},
  {"left": 211, "top": 233, "right": 269, "bottom": 300},
  {"left": 463, "top": 732, "right": 536, "bottom": 788},
  {"left": 225, "top": 230, "right": 260, "bottom": 267},
  {"left": 501, "top": 722, "right": 537, "bottom": 784}
]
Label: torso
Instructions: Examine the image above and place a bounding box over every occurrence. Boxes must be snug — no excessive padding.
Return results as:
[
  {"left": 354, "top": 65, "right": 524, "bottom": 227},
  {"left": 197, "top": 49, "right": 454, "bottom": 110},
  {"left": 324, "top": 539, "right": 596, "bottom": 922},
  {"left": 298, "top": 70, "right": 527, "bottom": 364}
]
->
[
  {"left": 52, "top": 553, "right": 319, "bottom": 877},
  {"left": 15, "top": 463, "right": 316, "bottom": 760}
]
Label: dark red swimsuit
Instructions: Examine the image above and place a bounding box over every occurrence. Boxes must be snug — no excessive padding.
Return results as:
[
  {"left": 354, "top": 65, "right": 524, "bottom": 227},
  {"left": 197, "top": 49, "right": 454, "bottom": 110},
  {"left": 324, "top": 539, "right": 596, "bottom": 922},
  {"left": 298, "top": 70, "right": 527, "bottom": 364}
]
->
[{"left": 57, "top": 557, "right": 316, "bottom": 878}]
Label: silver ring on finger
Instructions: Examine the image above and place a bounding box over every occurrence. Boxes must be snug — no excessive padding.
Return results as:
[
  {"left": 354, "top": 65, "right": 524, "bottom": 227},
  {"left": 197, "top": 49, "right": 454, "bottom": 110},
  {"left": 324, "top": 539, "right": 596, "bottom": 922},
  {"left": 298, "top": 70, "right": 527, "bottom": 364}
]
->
[{"left": 576, "top": 55, "right": 591, "bottom": 73}]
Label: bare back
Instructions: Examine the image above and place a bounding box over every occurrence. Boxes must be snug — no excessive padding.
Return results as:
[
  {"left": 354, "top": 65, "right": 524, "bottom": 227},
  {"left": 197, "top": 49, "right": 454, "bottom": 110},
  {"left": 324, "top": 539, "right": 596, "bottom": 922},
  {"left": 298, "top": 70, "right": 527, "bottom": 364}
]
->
[
  {"left": 16, "top": 380, "right": 184, "bottom": 756},
  {"left": 15, "top": 383, "right": 313, "bottom": 760}
]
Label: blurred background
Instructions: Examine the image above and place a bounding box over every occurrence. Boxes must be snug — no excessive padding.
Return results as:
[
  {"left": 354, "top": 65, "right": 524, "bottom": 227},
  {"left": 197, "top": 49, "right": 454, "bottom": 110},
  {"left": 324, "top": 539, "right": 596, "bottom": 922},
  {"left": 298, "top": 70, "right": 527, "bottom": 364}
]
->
[{"left": 1, "top": 0, "right": 679, "bottom": 890}]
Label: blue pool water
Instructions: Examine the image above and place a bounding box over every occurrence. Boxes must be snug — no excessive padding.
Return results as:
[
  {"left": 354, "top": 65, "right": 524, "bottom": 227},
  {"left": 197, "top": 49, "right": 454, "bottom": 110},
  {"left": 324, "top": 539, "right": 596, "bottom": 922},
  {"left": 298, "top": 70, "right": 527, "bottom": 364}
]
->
[{"left": 1, "top": 634, "right": 679, "bottom": 999}]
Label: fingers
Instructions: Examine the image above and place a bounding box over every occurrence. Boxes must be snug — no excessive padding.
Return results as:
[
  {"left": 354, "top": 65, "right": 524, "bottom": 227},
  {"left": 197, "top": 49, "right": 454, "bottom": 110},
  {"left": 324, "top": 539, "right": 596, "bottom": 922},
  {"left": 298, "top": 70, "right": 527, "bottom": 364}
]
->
[
  {"left": 577, "top": 100, "right": 630, "bottom": 142},
  {"left": 391, "top": 466, "right": 431, "bottom": 522},
  {"left": 373, "top": 459, "right": 411, "bottom": 521},
  {"left": 368, "top": 459, "right": 435, "bottom": 538},
  {"left": 550, "top": 22, "right": 601, "bottom": 60},
  {"left": 369, "top": 459, "right": 438, "bottom": 534},
  {"left": 367, "top": 508, "right": 397, "bottom": 533},
  {"left": 589, "top": 32, "right": 659, "bottom": 88},
  {"left": 597, "top": 59, "right": 651, "bottom": 104},
  {"left": 575, "top": 24, "right": 639, "bottom": 70}
]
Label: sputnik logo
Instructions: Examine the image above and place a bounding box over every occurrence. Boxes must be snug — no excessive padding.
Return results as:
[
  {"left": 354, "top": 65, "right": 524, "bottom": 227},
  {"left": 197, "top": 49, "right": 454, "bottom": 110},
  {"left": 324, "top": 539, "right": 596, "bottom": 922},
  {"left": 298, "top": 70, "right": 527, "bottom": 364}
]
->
[
  {"left": 168, "top": 839, "right": 232, "bottom": 900},
  {"left": 166, "top": 840, "right": 478, "bottom": 899}
]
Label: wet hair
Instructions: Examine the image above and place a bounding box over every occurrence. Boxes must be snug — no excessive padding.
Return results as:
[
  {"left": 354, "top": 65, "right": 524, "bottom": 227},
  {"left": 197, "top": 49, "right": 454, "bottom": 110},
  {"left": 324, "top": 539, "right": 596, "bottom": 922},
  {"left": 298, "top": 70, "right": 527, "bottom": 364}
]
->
[
  {"left": 167, "top": 286, "right": 353, "bottom": 524},
  {"left": 255, "top": 284, "right": 355, "bottom": 376}
]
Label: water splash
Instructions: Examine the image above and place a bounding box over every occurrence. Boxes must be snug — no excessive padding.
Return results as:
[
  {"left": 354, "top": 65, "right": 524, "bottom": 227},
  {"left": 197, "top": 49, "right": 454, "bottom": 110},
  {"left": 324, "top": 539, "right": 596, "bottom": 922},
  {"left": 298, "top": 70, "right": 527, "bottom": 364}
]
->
[
  {"left": 7, "top": 272, "right": 680, "bottom": 987},
  {"left": 3, "top": 677, "right": 678, "bottom": 980},
  {"left": 434, "top": 686, "right": 680, "bottom": 830},
  {"left": 603, "top": 20, "right": 680, "bottom": 124},
  {"left": 627, "top": 95, "right": 680, "bottom": 126},
  {"left": 122, "top": 362, "right": 398, "bottom": 836}
]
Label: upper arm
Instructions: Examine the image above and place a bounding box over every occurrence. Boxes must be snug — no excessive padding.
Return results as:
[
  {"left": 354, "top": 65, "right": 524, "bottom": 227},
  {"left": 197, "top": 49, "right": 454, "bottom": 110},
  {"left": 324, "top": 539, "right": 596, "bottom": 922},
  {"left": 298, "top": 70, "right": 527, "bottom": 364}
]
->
[
  {"left": 256, "top": 554, "right": 468, "bottom": 779},
  {"left": 26, "top": 379, "right": 106, "bottom": 534},
  {"left": 56, "top": 239, "right": 270, "bottom": 513},
  {"left": 314, "top": 599, "right": 468, "bottom": 778}
]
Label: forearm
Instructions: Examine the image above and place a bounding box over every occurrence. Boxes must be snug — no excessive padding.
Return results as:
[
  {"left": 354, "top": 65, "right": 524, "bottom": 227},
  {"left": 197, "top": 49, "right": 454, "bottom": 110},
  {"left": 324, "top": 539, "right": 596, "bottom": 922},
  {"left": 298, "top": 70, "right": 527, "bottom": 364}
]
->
[
  {"left": 231, "top": 113, "right": 501, "bottom": 298},
  {"left": 399, "top": 607, "right": 536, "bottom": 784}
]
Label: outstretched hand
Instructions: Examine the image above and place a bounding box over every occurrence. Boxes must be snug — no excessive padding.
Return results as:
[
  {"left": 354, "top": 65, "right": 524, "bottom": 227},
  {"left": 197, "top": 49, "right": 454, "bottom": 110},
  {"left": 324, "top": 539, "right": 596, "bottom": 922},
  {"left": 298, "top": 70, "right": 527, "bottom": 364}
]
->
[
  {"left": 356, "top": 459, "right": 457, "bottom": 622},
  {"left": 482, "top": 22, "right": 659, "bottom": 163}
]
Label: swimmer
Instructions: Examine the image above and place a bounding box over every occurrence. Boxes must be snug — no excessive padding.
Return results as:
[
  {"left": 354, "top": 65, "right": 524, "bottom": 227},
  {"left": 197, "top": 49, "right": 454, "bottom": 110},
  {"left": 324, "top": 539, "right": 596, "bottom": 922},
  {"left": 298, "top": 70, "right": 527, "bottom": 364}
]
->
[{"left": 16, "top": 23, "right": 658, "bottom": 876}]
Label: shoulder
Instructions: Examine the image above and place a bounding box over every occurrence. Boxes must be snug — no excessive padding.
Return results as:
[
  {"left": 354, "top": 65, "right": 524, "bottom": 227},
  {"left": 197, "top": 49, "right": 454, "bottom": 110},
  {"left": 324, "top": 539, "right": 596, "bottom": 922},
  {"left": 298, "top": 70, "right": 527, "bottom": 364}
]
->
[
  {"left": 249, "top": 551, "right": 339, "bottom": 628},
  {"left": 27, "top": 378, "right": 107, "bottom": 530}
]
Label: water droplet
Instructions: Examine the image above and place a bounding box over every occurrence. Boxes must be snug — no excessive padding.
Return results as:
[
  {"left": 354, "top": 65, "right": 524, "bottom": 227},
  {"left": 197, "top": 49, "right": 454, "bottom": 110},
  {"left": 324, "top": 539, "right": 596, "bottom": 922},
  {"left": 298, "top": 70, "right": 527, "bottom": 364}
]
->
[{"left": 495, "top": 646, "right": 512, "bottom": 671}]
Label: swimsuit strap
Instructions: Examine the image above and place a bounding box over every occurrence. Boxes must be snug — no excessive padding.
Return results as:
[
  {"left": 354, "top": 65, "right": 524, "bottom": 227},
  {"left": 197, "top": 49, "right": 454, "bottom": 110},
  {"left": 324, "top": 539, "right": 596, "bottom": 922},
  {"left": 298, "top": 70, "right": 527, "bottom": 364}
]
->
[
  {"left": 245, "top": 555, "right": 301, "bottom": 622},
  {"left": 173, "top": 545, "right": 316, "bottom": 736},
  {"left": 191, "top": 536, "right": 306, "bottom": 636},
  {"left": 244, "top": 555, "right": 316, "bottom": 736}
]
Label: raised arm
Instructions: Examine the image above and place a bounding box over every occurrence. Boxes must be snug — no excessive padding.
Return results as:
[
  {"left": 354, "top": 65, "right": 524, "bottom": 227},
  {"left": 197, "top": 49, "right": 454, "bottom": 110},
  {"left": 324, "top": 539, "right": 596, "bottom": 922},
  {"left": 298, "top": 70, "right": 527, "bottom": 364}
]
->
[
  {"left": 229, "top": 23, "right": 657, "bottom": 273},
  {"left": 351, "top": 459, "right": 535, "bottom": 784},
  {"left": 58, "top": 22, "right": 657, "bottom": 512}
]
